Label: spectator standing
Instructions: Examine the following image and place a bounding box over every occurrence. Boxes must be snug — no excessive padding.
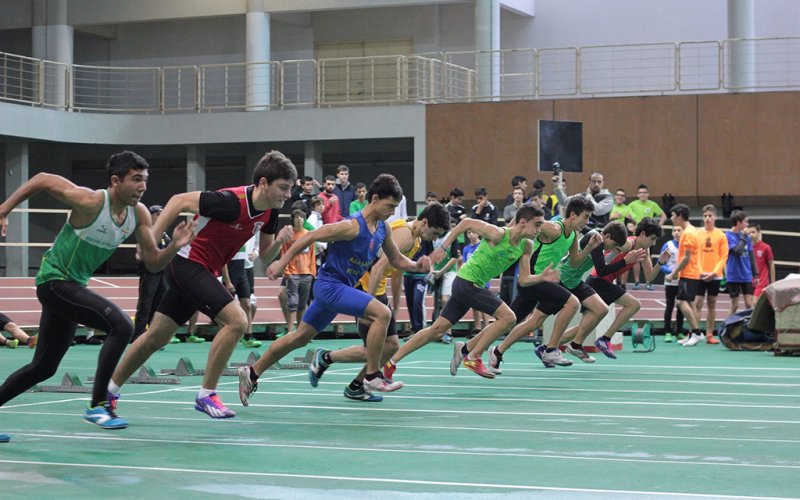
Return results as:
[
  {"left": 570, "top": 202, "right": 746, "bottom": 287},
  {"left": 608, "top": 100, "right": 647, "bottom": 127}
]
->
[
  {"left": 748, "top": 224, "right": 775, "bottom": 297},
  {"left": 609, "top": 189, "right": 633, "bottom": 224},
  {"left": 726, "top": 210, "right": 757, "bottom": 316},
  {"left": 319, "top": 175, "right": 343, "bottom": 224},
  {"left": 694, "top": 205, "right": 728, "bottom": 344},
  {"left": 503, "top": 186, "right": 526, "bottom": 224},
  {"left": 660, "top": 226, "right": 684, "bottom": 343},
  {"left": 348, "top": 182, "right": 367, "bottom": 215},
  {"left": 471, "top": 187, "right": 498, "bottom": 225},
  {"left": 504, "top": 175, "right": 529, "bottom": 207},
  {"left": 554, "top": 172, "right": 612, "bottom": 229},
  {"left": 333, "top": 165, "right": 356, "bottom": 219}
]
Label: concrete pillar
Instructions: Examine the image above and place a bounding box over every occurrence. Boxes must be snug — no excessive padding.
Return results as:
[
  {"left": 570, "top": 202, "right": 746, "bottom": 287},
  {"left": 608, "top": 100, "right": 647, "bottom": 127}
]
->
[
  {"left": 187, "top": 145, "right": 206, "bottom": 192},
  {"left": 727, "top": 0, "right": 755, "bottom": 91},
  {"left": 32, "top": 0, "right": 73, "bottom": 107},
  {"left": 246, "top": 0, "right": 271, "bottom": 110},
  {"left": 4, "top": 141, "right": 30, "bottom": 277},
  {"left": 475, "top": 0, "right": 500, "bottom": 99},
  {"left": 413, "top": 135, "right": 426, "bottom": 210},
  {"left": 304, "top": 141, "right": 323, "bottom": 181}
]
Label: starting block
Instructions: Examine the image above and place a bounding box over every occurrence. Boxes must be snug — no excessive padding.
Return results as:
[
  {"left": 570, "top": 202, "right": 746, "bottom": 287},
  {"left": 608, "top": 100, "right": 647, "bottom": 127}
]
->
[
  {"left": 91, "top": 365, "right": 180, "bottom": 384},
  {"left": 631, "top": 320, "right": 656, "bottom": 352},
  {"left": 32, "top": 372, "right": 93, "bottom": 393},
  {"left": 230, "top": 351, "right": 261, "bottom": 368},
  {"left": 161, "top": 357, "right": 198, "bottom": 376},
  {"left": 278, "top": 348, "right": 314, "bottom": 370}
]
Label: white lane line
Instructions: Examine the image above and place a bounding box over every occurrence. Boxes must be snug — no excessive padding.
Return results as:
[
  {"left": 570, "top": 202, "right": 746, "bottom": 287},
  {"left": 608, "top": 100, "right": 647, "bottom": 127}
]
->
[
  {"left": 4, "top": 411, "right": 799, "bottom": 446},
  {"left": 5, "top": 433, "right": 800, "bottom": 471},
  {"left": 408, "top": 360, "right": 800, "bottom": 372},
  {"left": 89, "top": 278, "right": 120, "bottom": 287}
]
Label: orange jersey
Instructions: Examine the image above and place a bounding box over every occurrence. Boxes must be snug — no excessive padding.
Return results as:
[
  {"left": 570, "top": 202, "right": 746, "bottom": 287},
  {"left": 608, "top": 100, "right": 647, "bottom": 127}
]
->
[
  {"left": 677, "top": 224, "right": 701, "bottom": 280},
  {"left": 283, "top": 228, "right": 316, "bottom": 276},
  {"left": 697, "top": 227, "right": 728, "bottom": 277}
]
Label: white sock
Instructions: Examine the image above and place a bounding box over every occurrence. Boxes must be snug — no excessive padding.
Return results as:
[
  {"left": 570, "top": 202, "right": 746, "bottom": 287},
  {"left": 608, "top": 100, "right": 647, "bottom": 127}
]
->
[
  {"left": 197, "top": 387, "right": 215, "bottom": 398},
  {"left": 107, "top": 381, "right": 120, "bottom": 395}
]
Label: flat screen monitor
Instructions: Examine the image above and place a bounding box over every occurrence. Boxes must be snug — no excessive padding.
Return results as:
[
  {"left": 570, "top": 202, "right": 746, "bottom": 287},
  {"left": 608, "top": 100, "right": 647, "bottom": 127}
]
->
[{"left": 538, "top": 120, "right": 583, "bottom": 173}]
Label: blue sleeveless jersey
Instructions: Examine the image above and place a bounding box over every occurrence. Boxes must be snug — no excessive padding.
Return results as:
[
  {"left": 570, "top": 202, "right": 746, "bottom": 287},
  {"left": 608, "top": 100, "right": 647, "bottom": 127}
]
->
[{"left": 318, "top": 212, "right": 386, "bottom": 286}]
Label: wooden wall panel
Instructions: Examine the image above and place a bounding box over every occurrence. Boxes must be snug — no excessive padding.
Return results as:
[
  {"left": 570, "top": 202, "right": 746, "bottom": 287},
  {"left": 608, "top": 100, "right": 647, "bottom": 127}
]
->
[
  {"left": 698, "top": 92, "right": 800, "bottom": 205},
  {"left": 426, "top": 92, "right": 800, "bottom": 207},
  {"left": 425, "top": 100, "right": 553, "bottom": 201}
]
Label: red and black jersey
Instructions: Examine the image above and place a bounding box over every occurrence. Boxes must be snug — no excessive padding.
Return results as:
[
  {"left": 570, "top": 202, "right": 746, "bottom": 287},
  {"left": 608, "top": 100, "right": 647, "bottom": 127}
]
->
[
  {"left": 591, "top": 236, "right": 637, "bottom": 283},
  {"left": 178, "top": 185, "right": 279, "bottom": 274}
]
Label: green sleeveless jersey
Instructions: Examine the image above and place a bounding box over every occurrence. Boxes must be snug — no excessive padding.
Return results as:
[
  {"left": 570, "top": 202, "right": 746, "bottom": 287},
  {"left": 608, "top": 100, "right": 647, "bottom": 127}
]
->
[
  {"left": 458, "top": 229, "right": 527, "bottom": 287},
  {"left": 559, "top": 230, "right": 597, "bottom": 289},
  {"left": 36, "top": 190, "right": 138, "bottom": 286},
  {"left": 531, "top": 220, "right": 575, "bottom": 274}
]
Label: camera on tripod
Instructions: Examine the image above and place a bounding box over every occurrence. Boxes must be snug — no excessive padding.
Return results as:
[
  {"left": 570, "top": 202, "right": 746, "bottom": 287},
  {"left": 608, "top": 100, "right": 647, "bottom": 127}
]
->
[{"left": 552, "top": 162, "right": 563, "bottom": 174}]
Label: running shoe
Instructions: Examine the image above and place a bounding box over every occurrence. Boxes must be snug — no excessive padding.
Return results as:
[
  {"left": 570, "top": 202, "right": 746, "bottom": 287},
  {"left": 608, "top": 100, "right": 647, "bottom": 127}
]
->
[
  {"left": 677, "top": 332, "right": 687, "bottom": 341},
  {"left": 440, "top": 333, "right": 453, "bottom": 344},
  {"left": 308, "top": 348, "right": 330, "bottom": 387},
  {"left": 363, "top": 375, "right": 403, "bottom": 393},
  {"left": 237, "top": 366, "right": 258, "bottom": 407},
  {"left": 535, "top": 344, "right": 554, "bottom": 368},
  {"left": 84, "top": 402, "right": 128, "bottom": 429},
  {"left": 241, "top": 338, "right": 262, "bottom": 348},
  {"left": 450, "top": 341, "right": 466, "bottom": 376},
  {"left": 564, "top": 343, "right": 596, "bottom": 363},
  {"left": 195, "top": 392, "right": 236, "bottom": 418},
  {"left": 169, "top": 336, "right": 180, "bottom": 344},
  {"left": 5, "top": 339, "right": 18, "bottom": 349},
  {"left": 594, "top": 336, "right": 618, "bottom": 359},
  {"left": 27, "top": 335, "right": 38, "bottom": 349},
  {"left": 0, "top": 432, "right": 10, "bottom": 443},
  {"left": 488, "top": 346, "right": 503, "bottom": 375},
  {"left": 645, "top": 284, "right": 655, "bottom": 291},
  {"left": 706, "top": 334, "right": 720, "bottom": 345},
  {"left": 541, "top": 348, "right": 574, "bottom": 367},
  {"left": 463, "top": 357, "right": 495, "bottom": 379},
  {"left": 186, "top": 335, "right": 205, "bottom": 343},
  {"left": 343, "top": 386, "right": 383, "bottom": 402},
  {"left": 383, "top": 360, "right": 397, "bottom": 381},
  {"left": 683, "top": 333, "right": 704, "bottom": 347},
  {"left": 632, "top": 283, "right": 641, "bottom": 290},
  {"left": 664, "top": 332, "right": 674, "bottom": 343}
]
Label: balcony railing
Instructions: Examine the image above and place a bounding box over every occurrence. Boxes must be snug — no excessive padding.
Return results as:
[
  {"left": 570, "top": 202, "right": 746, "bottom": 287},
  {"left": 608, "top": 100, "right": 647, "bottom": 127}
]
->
[{"left": 2, "top": 37, "right": 800, "bottom": 114}]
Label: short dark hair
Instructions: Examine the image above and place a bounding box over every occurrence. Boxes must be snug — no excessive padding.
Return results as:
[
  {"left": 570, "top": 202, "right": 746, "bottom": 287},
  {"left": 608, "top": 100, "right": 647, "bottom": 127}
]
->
[
  {"left": 514, "top": 205, "right": 544, "bottom": 224},
  {"left": 532, "top": 179, "right": 546, "bottom": 190},
  {"left": 253, "top": 150, "right": 297, "bottom": 186},
  {"left": 367, "top": 174, "right": 402, "bottom": 202},
  {"left": 565, "top": 194, "right": 594, "bottom": 219},
  {"left": 310, "top": 196, "right": 323, "bottom": 208},
  {"left": 615, "top": 188, "right": 626, "bottom": 195},
  {"left": 426, "top": 191, "right": 438, "bottom": 199},
  {"left": 511, "top": 175, "right": 527, "bottom": 187},
  {"left": 291, "top": 209, "right": 306, "bottom": 221},
  {"left": 635, "top": 217, "right": 663, "bottom": 239},
  {"left": 336, "top": 165, "right": 349, "bottom": 173},
  {"left": 670, "top": 203, "right": 690, "bottom": 221},
  {"left": 638, "top": 184, "right": 648, "bottom": 190},
  {"left": 750, "top": 222, "right": 762, "bottom": 231},
  {"left": 324, "top": 175, "right": 336, "bottom": 182},
  {"left": 474, "top": 186, "right": 487, "bottom": 197},
  {"left": 302, "top": 175, "right": 314, "bottom": 183},
  {"left": 418, "top": 203, "right": 450, "bottom": 231},
  {"left": 702, "top": 204, "right": 716, "bottom": 214},
  {"left": 449, "top": 188, "right": 464, "bottom": 198},
  {"left": 106, "top": 151, "right": 148, "bottom": 183},
  {"left": 354, "top": 182, "right": 366, "bottom": 190},
  {"left": 602, "top": 221, "right": 628, "bottom": 246},
  {"left": 291, "top": 200, "right": 309, "bottom": 215},
  {"left": 730, "top": 209, "right": 748, "bottom": 226}
]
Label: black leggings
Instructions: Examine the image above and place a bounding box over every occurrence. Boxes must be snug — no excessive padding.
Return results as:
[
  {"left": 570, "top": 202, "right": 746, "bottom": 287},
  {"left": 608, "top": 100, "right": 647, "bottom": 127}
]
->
[
  {"left": 0, "top": 280, "right": 133, "bottom": 408},
  {"left": 664, "top": 285, "right": 685, "bottom": 333}
]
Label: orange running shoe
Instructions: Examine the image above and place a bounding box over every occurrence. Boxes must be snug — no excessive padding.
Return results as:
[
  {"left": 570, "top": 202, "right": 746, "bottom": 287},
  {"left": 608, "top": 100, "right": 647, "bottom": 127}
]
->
[
  {"left": 462, "top": 357, "right": 495, "bottom": 379},
  {"left": 383, "top": 360, "right": 397, "bottom": 382}
]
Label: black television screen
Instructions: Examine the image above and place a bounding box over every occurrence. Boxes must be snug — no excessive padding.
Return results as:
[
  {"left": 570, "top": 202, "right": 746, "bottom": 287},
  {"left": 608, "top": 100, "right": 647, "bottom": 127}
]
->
[{"left": 538, "top": 120, "right": 583, "bottom": 173}]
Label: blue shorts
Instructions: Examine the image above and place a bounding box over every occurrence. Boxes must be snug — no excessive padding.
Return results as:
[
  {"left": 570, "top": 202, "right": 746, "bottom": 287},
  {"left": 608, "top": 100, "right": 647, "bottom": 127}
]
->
[{"left": 302, "top": 278, "right": 374, "bottom": 332}]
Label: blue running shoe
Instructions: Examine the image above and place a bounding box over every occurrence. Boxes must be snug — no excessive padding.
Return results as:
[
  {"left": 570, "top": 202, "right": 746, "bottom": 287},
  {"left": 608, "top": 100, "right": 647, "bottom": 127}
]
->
[
  {"left": 0, "top": 432, "right": 10, "bottom": 443},
  {"left": 594, "top": 336, "right": 618, "bottom": 359},
  {"left": 84, "top": 402, "right": 128, "bottom": 429},
  {"left": 343, "top": 386, "right": 383, "bottom": 402},
  {"left": 308, "top": 348, "right": 330, "bottom": 388},
  {"left": 195, "top": 393, "right": 236, "bottom": 419},
  {"left": 440, "top": 333, "right": 453, "bottom": 344}
]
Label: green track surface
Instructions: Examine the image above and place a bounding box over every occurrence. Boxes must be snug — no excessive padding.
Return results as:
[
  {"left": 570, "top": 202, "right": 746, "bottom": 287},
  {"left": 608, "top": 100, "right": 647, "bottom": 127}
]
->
[{"left": 1, "top": 339, "right": 798, "bottom": 499}]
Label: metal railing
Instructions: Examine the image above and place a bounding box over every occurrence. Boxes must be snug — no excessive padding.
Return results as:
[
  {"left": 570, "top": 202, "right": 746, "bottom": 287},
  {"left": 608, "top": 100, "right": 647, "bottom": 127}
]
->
[{"left": 2, "top": 36, "right": 800, "bottom": 113}]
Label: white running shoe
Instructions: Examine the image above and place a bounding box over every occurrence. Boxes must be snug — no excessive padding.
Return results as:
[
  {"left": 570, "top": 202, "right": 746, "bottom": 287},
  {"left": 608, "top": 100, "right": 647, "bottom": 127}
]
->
[
  {"left": 450, "top": 341, "right": 466, "bottom": 376},
  {"left": 563, "top": 343, "right": 596, "bottom": 363},
  {"left": 541, "top": 348, "right": 574, "bottom": 367},
  {"left": 683, "top": 333, "right": 704, "bottom": 347},
  {"left": 488, "top": 346, "right": 503, "bottom": 375},
  {"left": 364, "top": 375, "right": 403, "bottom": 393}
]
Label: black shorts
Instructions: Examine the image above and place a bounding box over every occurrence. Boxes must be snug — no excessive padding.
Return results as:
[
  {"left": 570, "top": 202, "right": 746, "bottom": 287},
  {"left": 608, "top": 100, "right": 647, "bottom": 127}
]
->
[
  {"left": 727, "top": 281, "right": 754, "bottom": 298},
  {"left": 440, "top": 276, "right": 503, "bottom": 325},
  {"left": 0, "top": 311, "right": 12, "bottom": 330},
  {"left": 227, "top": 259, "right": 251, "bottom": 299},
  {"left": 157, "top": 256, "right": 235, "bottom": 326},
  {"left": 356, "top": 292, "right": 397, "bottom": 342},
  {"left": 676, "top": 277, "right": 700, "bottom": 302},
  {"left": 696, "top": 280, "right": 721, "bottom": 297},
  {"left": 565, "top": 281, "right": 597, "bottom": 303},
  {"left": 511, "top": 281, "right": 571, "bottom": 318},
  {"left": 585, "top": 276, "right": 627, "bottom": 305}
]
